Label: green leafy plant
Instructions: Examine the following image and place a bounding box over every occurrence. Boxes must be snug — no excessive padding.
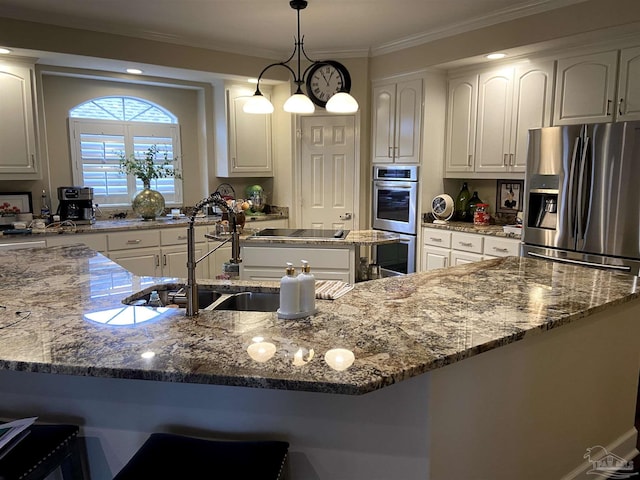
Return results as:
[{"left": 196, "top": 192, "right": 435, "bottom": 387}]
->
[{"left": 119, "top": 145, "right": 182, "bottom": 188}]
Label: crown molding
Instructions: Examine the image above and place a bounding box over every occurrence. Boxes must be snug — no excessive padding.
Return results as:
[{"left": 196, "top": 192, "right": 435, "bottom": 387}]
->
[{"left": 370, "top": 0, "right": 589, "bottom": 57}]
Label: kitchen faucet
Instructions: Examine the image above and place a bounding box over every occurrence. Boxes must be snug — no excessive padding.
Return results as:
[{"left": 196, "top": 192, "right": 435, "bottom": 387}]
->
[{"left": 186, "top": 192, "right": 241, "bottom": 317}]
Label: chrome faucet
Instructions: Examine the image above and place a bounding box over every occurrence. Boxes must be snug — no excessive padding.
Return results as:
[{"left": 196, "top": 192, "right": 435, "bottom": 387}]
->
[{"left": 185, "top": 192, "right": 241, "bottom": 317}]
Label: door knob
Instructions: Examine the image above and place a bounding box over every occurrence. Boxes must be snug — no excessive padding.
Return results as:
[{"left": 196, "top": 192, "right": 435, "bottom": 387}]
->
[{"left": 340, "top": 212, "right": 352, "bottom": 220}]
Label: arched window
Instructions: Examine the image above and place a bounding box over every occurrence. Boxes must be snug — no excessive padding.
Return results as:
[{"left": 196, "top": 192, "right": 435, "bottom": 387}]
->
[{"left": 69, "top": 96, "right": 182, "bottom": 207}]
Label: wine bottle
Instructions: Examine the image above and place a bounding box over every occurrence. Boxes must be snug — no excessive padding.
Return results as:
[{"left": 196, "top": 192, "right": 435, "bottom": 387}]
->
[
  {"left": 466, "top": 191, "right": 482, "bottom": 222},
  {"left": 455, "top": 182, "right": 470, "bottom": 221}
]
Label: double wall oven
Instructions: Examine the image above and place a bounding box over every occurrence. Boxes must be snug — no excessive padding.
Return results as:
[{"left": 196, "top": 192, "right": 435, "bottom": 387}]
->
[{"left": 372, "top": 165, "right": 419, "bottom": 276}]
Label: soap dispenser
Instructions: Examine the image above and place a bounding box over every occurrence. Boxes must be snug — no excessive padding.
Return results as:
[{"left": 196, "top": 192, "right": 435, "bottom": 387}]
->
[
  {"left": 278, "top": 263, "right": 300, "bottom": 318},
  {"left": 298, "top": 260, "right": 316, "bottom": 315}
]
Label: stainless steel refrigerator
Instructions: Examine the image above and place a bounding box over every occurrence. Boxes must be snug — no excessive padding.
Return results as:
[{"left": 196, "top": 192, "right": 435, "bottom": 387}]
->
[{"left": 522, "top": 121, "right": 640, "bottom": 276}]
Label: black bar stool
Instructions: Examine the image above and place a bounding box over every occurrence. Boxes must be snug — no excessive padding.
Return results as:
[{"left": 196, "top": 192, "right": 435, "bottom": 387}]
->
[
  {"left": 113, "top": 433, "right": 289, "bottom": 480},
  {"left": 0, "top": 424, "right": 86, "bottom": 480}
]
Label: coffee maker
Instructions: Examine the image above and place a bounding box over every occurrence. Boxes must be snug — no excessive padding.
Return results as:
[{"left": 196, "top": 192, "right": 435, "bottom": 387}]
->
[{"left": 57, "top": 187, "right": 95, "bottom": 224}]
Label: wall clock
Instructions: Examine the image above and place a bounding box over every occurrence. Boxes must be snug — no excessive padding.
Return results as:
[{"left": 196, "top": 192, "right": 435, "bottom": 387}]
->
[{"left": 305, "top": 60, "right": 352, "bottom": 108}]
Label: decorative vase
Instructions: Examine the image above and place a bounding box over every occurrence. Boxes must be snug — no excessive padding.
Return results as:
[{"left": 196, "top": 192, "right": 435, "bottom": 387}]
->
[
  {"left": 235, "top": 211, "right": 246, "bottom": 231},
  {"left": 132, "top": 182, "right": 165, "bottom": 221}
]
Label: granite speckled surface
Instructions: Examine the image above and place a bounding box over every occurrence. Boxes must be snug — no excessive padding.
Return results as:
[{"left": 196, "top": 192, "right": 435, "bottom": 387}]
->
[
  {"left": 0, "top": 245, "right": 637, "bottom": 395},
  {"left": 423, "top": 221, "right": 522, "bottom": 238},
  {"left": 242, "top": 229, "right": 401, "bottom": 246}
]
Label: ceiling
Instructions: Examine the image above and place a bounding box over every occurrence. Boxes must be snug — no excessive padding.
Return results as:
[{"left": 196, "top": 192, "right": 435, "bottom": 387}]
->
[{"left": 0, "top": 0, "right": 590, "bottom": 59}]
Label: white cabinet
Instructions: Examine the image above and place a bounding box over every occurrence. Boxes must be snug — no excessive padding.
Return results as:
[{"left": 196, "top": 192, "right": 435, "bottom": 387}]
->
[
  {"left": 554, "top": 50, "right": 618, "bottom": 125},
  {"left": 445, "top": 74, "right": 477, "bottom": 173},
  {"left": 372, "top": 77, "right": 423, "bottom": 164},
  {"left": 618, "top": 46, "right": 640, "bottom": 121},
  {"left": 216, "top": 83, "right": 273, "bottom": 177},
  {"left": 422, "top": 246, "right": 450, "bottom": 271},
  {"left": 244, "top": 217, "right": 289, "bottom": 232},
  {"left": 421, "top": 226, "right": 521, "bottom": 271},
  {"left": 446, "top": 61, "right": 553, "bottom": 177},
  {"left": 0, "top": 61, "right": 39, "bottom": 179},
  {"left": 46, "top": 233, "right": 107, "bottom": 252},
  {"left": 241, "top": 245, "right": 355, "bottom": 283},
  {"left": 106, "top": 227, "right": 208, "bottom": 278}
]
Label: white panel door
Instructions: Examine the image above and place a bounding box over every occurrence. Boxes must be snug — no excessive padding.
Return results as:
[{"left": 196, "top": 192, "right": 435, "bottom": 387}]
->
[
  {"left": 445, "top": 74, "right": 477, "bottom": 173},
  {"left": 395, "top": 78, "right": 423, "bottom": 164},
  {"left": 371, "top": 83, "right": 396, "bottom": 164},
  {"left": 475, "top": 68, "right": 513, "bottom": 173},
  {"left": 509, "top": 61, "right": 554, "bottom": 172},
  {"left": 300, "top": 115, "right": 356, "bottom": 231},
  {"left": 618, "top": 46, "right": 640, "bottom": 122},
  {"left": 553, "top": 51, "right": 618, "bottom": 125}
]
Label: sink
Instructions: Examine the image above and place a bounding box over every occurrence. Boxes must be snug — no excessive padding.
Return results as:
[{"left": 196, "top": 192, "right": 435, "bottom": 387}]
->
[
  {"left": 128, "top": 286, "right": 223, "bottom": 309},
  {"left": 209, "top": 292, "right": 280, "bottom": 312}
]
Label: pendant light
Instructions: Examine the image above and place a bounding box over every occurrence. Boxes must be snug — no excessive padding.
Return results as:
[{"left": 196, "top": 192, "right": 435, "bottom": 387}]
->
[{"left": 243, "top": 0, "right": 358, "bottom": 115}]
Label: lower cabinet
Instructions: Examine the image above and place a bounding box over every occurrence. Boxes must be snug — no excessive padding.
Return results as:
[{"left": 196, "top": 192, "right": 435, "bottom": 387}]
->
[
  {"left": 46, "top": 233, "right": 107, "bottom": 252},
  {"left": 241, "top": 245, "right": 355, "bottom": 283},
  {"left": 421, "top": 226, "right": 521, "bottom": 271}
]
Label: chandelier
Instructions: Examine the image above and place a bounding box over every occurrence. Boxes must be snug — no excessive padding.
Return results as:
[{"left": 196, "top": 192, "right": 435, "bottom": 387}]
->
[{"left": 243, "top": 0, "right": 359, "bottom": 115}]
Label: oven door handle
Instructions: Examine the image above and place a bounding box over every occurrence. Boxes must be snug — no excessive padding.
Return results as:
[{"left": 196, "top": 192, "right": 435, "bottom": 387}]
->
[{"left": 374, "top": 181, "right": 414, "bottom": 189}]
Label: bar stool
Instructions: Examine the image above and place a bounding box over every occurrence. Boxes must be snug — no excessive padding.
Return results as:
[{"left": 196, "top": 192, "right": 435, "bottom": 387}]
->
[
  {"left": 113, "top": 432, "right": 289, "bottom": 479},
  {"left": 0, "top": 424, "right": 86, "bottom": 480}
]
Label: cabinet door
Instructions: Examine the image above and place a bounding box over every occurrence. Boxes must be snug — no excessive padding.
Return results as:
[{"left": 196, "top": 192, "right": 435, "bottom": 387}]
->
[
  {"left": 227, "top": 86, "right": 273, "bottom": 175},
  {"left": 450, "top": 250, "right": 484, "bottom": 266},
  {"left": 372, "top": 83, "right": 396, "bottom": 164},
  {"left": 162, "top": 244, "right": 207, "bottom": 279},
  {"left": 0, "top": 64, "right": 38, "bottom": 177},
  {"left": 554, "top": 51, "right": 618, "bottom": 125},
  {"left": 421, "top": 245, "right": 450, "bottom": 271},
  {"left": 617, "top": 46, "right": 640, "bottom": 122},
  {"left": 395, "top": 78, "right": 423, "bottom": 164},
  {"left": 475, "top": 68, "right": 514, "bottom": 173},
  {"left": 445, "top": 75, "right": 477, "bottom": 173},
  {"left": 109, "top": 247, "right": 161, "bottom": 277},
  {"left": 509, "top": 62, "right": 555, "bottom": 172}
]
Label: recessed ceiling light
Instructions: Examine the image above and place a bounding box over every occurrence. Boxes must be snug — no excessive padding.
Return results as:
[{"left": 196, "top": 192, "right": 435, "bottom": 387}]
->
[
  {"left": 126, "top": 68, "right": 143, "bottom": 75},
  {"left": 0, "top": 48, "right": 12, "bottom": 55},
  {"left": 486, "top": 53, "right": 506, "bottom": 60}
]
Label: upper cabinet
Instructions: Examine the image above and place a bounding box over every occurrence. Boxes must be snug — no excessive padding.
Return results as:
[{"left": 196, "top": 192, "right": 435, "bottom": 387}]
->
[
  {"left": 372, "top": 77, "right": 423, "bottom": 164},
  {"left": 554, "top": 50, "right": 618, "bottom": 124},
  {"left": 618, "top": 46, "right": 640, "bottom": 121},
  {"left": 0, "top": 61, "right": 40, "bottom": 179},
  {"left": 215, "top": 83, "right": 273, "bottom": 177},
  {"left": 554, "top": 46, "right": 640, "bottom": 124},
  {"left": 445, "top": 61, "right": 554, "bottom": 177}
]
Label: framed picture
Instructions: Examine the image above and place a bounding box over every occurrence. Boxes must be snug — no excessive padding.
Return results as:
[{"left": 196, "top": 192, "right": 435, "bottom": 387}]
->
[
  {"left": 0, "top": 192, "right": 33, "bottom": 215},
  {"left": 496, "top": 180, "right": 524, "bottom": 214}
]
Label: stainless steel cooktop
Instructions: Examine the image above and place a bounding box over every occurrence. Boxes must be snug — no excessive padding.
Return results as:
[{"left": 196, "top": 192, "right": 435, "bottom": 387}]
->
[{"left": 251, "top": 228, "right": 349, "bottom": 239}]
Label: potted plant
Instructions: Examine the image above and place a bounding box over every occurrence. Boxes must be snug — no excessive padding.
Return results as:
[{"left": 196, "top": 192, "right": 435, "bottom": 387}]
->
[{"left": 119, "top": 145, "right": 181, "bottom": 220}]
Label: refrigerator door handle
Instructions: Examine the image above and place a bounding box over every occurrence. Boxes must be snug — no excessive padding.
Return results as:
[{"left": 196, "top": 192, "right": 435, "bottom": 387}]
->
[
  {"left": 567, "top": 136, "right": 581, "bottom": 241},
  {"left": 527, "top": 251, "right": 632, "bottom": 272},
  {"left": 576, "top": 135, "right": 591, "bottom": 245}
]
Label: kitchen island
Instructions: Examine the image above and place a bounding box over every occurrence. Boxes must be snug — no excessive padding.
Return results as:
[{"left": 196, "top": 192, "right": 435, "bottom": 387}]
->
[
  {"left": 0, "top": 245, "right": 638, "bottom": 479},
  {"left": 240, "top": 229, "right": 401, "bottom": 283}
]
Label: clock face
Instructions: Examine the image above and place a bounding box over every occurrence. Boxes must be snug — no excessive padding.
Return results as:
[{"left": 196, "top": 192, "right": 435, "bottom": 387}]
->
[{"left": 305, "top": 61, "right": 352, "bottom": 108}]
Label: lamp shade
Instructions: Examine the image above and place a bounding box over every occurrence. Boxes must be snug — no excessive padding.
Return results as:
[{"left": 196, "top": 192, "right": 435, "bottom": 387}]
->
[
  {"left": 326, "top": 92, "right": 359, "bottom": 113},
  {"left": 283, "top": 93, "right": 315, "bottom": 114},
  {"left": 243, "top": 93, "right": 275, "bottom": 114}
]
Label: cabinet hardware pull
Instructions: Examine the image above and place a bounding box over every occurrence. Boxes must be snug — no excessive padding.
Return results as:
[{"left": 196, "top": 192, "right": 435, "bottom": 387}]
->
[
  {"left": 467, "top": 154, "right": 472, "bottom": 166},
  {"left": 493, "top": 247, "right": 509, "bottom": 252},
  {"left": 459, "top": 241, "right": 473, "bottom": 247},
  {"left": 429, "top": 237, "right": 442, "bottom": 242},
  {"left": 509, "top": 154, "right": 514, "bottom": 166},
  {"left": 155, "top": 255, "right": 160, "bottom": 267},
  {"left": 606, "top": 99, "right": 612, "bottom": 116},
  {"left": 126, "top": 239, "right": 142, "bottom": 244},
  {"left": 618, "top": 98, "right": 624, "bottom": 116},
  {"left": 178, "top": 235, "right": 187, "bottom": 240},
  {"left": 388, "top": 147, "right": 393, "bottom": 158},
  {"left": 503, "top": 153, "right": 508, "bottom": 166},
  {"left": 163, "top": 255, "right": 167, "bottom": 266}
]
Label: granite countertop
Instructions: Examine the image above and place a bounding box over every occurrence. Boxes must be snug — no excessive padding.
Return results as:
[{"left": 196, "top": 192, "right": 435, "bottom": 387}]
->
[
  {"left": 242, "top": 229, "right": 401, "bottom": 246},
  {"left": 0, "top": 245, "right": 637, "bottom": 395},
  {"left": 423, "top": 221, "right": 522, "bottom": 238}
]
